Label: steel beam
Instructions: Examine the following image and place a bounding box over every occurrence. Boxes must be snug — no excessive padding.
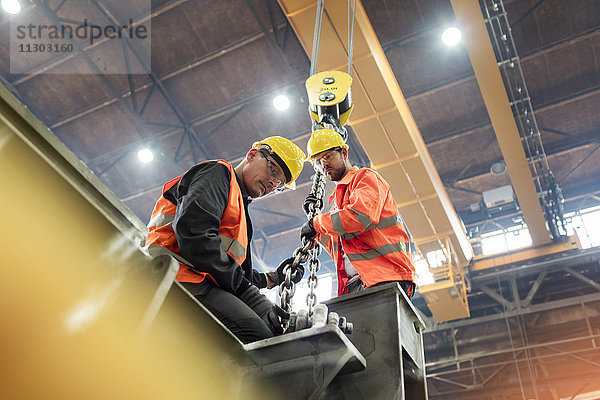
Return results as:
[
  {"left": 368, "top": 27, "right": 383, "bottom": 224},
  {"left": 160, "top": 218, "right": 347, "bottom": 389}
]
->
[
  {"left": 92, "top": 0, "right": 208, "bottom": 162},
  {"left": 426, "top": 83, "right": 600, "bottom": 148},
  {"left": 49, "top": 23, "right": 290, "bottom": 131},
  {"left": 450, "top": 0, "right": 551, "bottom": 245},
  {"left": 428, "top": 291, "right": 600, "bottom": 332},
  {"left": 470, "top": 238, "right": 600, "bottom": 283},
  {"left": 84, "top": 75, "right": 308, "bottom": 170},
  {"left": 510, "top": 278, "right": 521, "bottom": 308},
  {"left": 394, "top": 16, "right": 600, "bottom": 103},
  {"left": 522, "top": 270, "right": 547, "bottom": 308},
  {"left": 118, "top": 125, "right": 312, "bottom": 202},
  {"left": 322, "top": 283, "right": 428, "bottom": 400},
  {"left": 33, "top": 1, "right": 183, "bottom": 176},
  {"left": 243, "top": 325, "right": 366, "bottom": 399},
  {"left": 544, "top": 345, "right": 600, "bottom": 368},
  {"left": 426, "top": 334, "right": 600, "bottom": 369},
  {"left": 11, "top": 0, "right": 192, "bottom": 85},
  {"left": 559, "top": 144, "right": 600, "bottom": 184},
  {"left": 564, "top": 266, "right": 600, "bottom": 291},
  {"left": 480, "top": 284, "right": 515, "bottom": 310},
  {"left": 430, "top": 376, "right": 469, "bottom": 389}
]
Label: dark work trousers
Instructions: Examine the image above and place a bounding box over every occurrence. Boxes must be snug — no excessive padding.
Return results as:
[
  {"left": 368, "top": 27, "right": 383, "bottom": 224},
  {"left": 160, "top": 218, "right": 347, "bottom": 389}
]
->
[
  {"left": 346, "top": 278, "right": 416, "bottom": 299},
  {"left": 181, "top": 281, "right": 273, "bottom": 344}
]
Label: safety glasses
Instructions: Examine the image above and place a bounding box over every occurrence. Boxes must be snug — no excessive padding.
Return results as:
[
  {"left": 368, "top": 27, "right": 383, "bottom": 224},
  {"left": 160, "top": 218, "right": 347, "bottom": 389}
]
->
[{"left": 258, "top": 149, "right": 286, "bottom": 192}]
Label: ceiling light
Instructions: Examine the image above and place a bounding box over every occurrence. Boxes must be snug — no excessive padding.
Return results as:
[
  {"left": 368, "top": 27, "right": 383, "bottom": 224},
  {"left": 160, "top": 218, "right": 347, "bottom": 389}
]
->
[
  {"left": 137, "top": 148, "right": 154, "bottom": 163},
  {"left": 490, "top": 161, "right": 507, "bottom": 175},
  {"left": 442, "top": 27, "right": 461, "bottom": 46},
  {"left": 1, "top": 0, "right": 22, "bottom": 14},
  {"left": 273, "top": 94, "right": 290, "bottom": 111}
]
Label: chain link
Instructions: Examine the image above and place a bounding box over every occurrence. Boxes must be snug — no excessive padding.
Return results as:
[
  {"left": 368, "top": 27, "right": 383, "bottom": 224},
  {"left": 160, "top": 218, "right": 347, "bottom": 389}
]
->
[
  {"left": 278, "top": 134, "right": 329, "bottom": 316},
  {"left": 279, "top": 114, "right": 349, "bottom": 318},
  {"left": 304, "top": 188, "right": 323, "bottom": 314},
  {"left": 278, "top": 168, "right": 326, "bottom": 316}
]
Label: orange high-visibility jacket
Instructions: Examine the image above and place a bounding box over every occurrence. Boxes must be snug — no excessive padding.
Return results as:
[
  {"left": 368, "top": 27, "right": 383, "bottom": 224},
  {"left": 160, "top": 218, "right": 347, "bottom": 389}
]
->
[
  {"left": 144, "top": 160, "right": 248, "bottom": 284},
  {"left": 313, "top": 166, "right": 416, "bottom": 295}
]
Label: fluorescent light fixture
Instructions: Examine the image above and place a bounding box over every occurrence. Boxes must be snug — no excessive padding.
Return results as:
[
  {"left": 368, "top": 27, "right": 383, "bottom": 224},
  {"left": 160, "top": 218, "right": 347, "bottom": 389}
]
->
[
  {"left": 1, "top": 0, "right": 21, "bottom": 14},
  {"left": 273, "top": 94, "right": 290, "bottom": 111},
  {"left": 442, "top": 27, "right": 462, "bottom": 46},
  {"left": 137, "top": 148, "right": 154, "bottom": 163}
]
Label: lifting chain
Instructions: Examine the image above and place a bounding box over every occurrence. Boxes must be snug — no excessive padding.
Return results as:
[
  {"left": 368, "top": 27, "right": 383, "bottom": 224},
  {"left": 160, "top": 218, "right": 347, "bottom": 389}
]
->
[
  {"left": 302, "top": 167, "right": 326, "bottom": 315},
  {"left": 279, "top": 120, "right": 348, "bottom": 317},
  {"left": 278, "top": 136, "right": 327, "bottom": 316}
]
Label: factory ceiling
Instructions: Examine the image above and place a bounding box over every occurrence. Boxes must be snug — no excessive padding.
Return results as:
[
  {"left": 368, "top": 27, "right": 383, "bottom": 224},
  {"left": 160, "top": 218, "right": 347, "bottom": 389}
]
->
[
  {"left": 1, "top": 0, "right": 600, "bottom": 398},
  {"left": 1, "top": 0, "right": 599, "bottom": 273}
]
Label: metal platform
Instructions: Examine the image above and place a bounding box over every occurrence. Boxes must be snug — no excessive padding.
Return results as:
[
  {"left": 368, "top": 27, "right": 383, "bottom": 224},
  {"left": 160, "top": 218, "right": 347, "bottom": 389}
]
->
[
  {"left": 321, "top": 283, "right": 428, "bottom": 400},
  {"left": 150, "top": 281, "right": 367, "bottom": 400},
  {"left": 243, "top": 325, "right": 366, "bottom": 399}
]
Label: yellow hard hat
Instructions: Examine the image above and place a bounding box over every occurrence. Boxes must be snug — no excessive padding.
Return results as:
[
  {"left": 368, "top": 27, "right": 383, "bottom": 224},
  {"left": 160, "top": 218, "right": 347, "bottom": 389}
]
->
[
  {"left": 306, "top": 129, "right": 348, "bottom": 159},
  {"left": 252, "top": 136, "right": 305, "bottom": 189}
]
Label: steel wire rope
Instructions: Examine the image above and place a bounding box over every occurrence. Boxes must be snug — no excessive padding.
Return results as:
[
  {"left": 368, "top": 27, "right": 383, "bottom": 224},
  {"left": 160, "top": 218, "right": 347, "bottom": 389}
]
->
[{"left": 347, "top": 0, "right": 356, "bottom": 75}]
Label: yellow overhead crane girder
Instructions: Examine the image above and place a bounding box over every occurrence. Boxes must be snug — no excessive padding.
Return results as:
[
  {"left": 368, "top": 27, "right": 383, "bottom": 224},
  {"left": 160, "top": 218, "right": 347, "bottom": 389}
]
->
[{"left": 450, "top": 0, "right": 553, "bottom": 246}]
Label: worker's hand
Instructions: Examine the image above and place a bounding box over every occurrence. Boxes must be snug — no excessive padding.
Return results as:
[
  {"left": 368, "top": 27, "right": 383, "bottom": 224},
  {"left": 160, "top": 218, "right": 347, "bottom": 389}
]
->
[
  {"left": 267, "top": 257, "right": 305, "bottom": 286},
  {"left": 300, "top": 218, "right": 317, "bottom": 243},
  {"left": 302, "top": 194, "right": 323, "bottom": 216},
  {"left": 238, "top": 285, "right": 289, "bottom": 335}
]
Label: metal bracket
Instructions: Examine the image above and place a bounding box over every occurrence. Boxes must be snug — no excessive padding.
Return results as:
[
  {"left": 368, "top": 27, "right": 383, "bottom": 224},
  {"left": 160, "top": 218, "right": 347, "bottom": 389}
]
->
[{"left": 243, "top": 325, "right": 366, "bottom": 399}]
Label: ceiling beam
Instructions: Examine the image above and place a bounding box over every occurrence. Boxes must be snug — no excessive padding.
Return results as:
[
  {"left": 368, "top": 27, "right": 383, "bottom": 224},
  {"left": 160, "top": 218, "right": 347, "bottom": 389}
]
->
[
  {"left": 10, "top": 0, "right": 192, "bottom": 85},
  {"left": 119, "top": 126, "right": 313, "bottom": 202},
  {"left": 446, "top": 136, "right": 599, "bottom": 187},
  {"left": 451, "top": 0, "right": 552, "bottom": 245},
  {"left": 426, "top": 83, "right": 600, "bottom": 147},
  {"left": 428, "top": 370, "right": 600, "bottom": 400},
  {"left": 48, "top": 23, "right": 289, "bottom": 131},
  {"left": 427, "top": 290, "right": 600, "bottom": 333},
  {"left": 33, "top": 0, "right": 183, "bottom": 176},
  {"left": 403, "top": 25, "right": 600, "bottom": 102},
  {"left": 86, "top": 75, "right": 308, "bottom": 169},
  {"left": 426, "top": 332, "right": 600, "bottom": 369}
]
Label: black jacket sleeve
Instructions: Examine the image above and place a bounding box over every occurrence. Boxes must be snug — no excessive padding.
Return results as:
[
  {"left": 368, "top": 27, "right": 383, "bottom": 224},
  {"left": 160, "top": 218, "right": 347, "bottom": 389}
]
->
[{"left": 167, "top": 162, "right": 252, "bottom": 295}]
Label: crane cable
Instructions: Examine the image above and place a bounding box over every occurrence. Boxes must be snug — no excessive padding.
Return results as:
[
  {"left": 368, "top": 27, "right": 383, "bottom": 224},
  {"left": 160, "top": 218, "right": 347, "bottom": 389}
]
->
[
  {"left": 309, "top": 0, "right": 357, "bottom": 76},
  {"left": 309, "top": 0, "right": 325, "bottom": 76},
  {"left": 347, "top": 0, "right": 357, "bottom": 75}
]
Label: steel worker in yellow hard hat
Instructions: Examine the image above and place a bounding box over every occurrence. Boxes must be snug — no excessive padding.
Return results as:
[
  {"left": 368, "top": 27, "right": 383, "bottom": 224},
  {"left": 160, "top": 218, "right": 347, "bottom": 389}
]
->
[
  {"left": 301, "top": 129, "right": 417, "bottom": 299},
  {"left": 144, "top": 136, "right": 306, "bottom": 343}
]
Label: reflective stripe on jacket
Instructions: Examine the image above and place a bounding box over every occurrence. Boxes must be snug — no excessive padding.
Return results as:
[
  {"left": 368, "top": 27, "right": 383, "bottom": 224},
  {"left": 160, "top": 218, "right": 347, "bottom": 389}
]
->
[
  {"left": 144, "top": 160, "right": 248, "bottom": 284},
  {"left": 313, "top": 166, "right": 416, "bottom": 295}
]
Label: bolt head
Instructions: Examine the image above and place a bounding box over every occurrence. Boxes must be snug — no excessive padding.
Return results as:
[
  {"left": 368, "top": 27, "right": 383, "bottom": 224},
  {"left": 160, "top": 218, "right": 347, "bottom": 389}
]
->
[
  {"left": 322, "top": 77, "right": 335, "bottom": 84},
  {"left": 319, "top": 92, "right": 336, "bottom": 102}
]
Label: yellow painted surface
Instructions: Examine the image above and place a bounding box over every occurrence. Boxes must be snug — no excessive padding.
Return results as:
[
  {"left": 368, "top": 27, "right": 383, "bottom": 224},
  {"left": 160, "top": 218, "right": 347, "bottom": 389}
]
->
[
  {"left": 450, "top": 0, "right": 552, "bottom": 245},
  {"left": 420, "top": 281, "right": 471, "bottom": 322},
  {"left": 470, "top": 235, "right": 581, "bottom": 272}
]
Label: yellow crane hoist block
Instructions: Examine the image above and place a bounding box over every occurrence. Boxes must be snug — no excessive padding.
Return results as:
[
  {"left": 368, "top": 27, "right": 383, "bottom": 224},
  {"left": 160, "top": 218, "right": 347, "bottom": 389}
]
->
[{"left": 306, "top": 70, "right": 354, "bottom": 126}]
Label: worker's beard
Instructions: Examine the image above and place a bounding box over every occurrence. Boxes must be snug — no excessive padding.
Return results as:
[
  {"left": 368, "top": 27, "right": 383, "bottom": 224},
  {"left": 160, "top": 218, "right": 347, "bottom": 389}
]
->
[{"left": 329, "top": 165, "right": 347, "bottom": 182}]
